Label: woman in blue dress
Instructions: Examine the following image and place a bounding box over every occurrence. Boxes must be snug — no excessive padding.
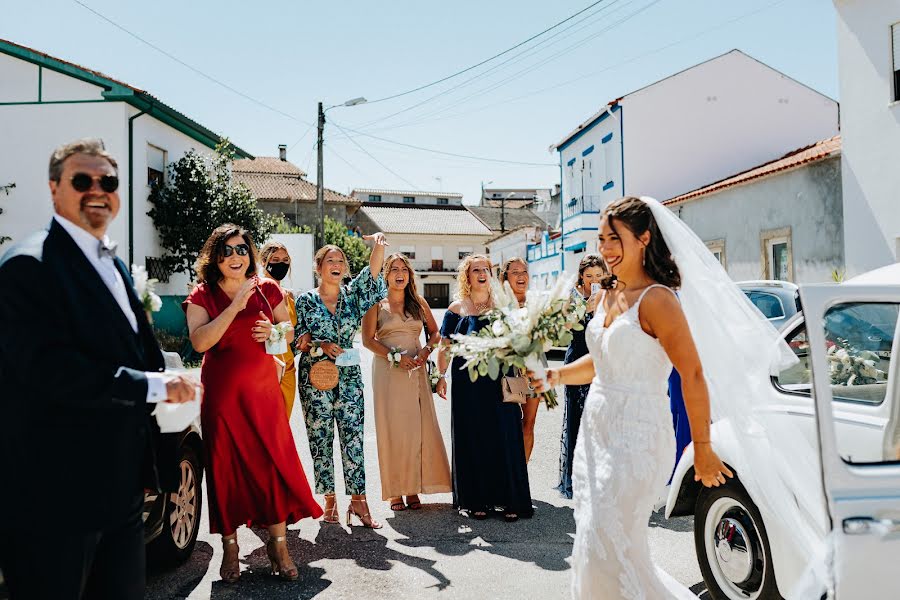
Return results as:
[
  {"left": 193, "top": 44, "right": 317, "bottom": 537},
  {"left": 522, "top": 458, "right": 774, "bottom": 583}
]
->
[
  {"left": 555, "top": 254, "right": 607, "bottom": 499},
  {"left": 436, "top": 254, "right": 532, "bottom": 522},
  {"left": 294, "top": 233, "right": 388, "bottom": 529}
]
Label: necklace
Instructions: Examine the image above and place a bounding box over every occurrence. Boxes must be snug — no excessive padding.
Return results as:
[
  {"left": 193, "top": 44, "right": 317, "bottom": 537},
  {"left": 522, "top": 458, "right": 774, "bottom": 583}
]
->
[{"left": 472, "top": 298, "right": 492, "bottom": 313}]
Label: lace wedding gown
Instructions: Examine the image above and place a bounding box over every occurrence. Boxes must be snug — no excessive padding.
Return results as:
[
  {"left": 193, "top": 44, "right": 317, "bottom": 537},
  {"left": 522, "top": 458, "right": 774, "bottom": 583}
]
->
[{"left": 571, "top": 284, "right": 697, "bottom": 600}]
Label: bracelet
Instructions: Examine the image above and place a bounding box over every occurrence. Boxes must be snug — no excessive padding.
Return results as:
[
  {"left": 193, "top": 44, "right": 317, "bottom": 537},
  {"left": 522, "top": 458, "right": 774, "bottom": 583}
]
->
[{"left": 693, "top": 440, "right": 712, "bottom": 445}]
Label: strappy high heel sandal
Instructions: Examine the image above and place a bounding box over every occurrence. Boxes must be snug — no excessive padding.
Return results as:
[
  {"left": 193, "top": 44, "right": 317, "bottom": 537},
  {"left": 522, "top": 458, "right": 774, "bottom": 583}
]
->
[
  {"left": 405, "top": 495, "right": 422, "bottom": 510},
  {"left": 266, "top": 535, "right": 299, "bottom": 581},
  {"left": 347, "top": 498, "right": 383, "bottom": 529},
  {"left": 219, "top": 536, "right": 241, "bottom": 584},
  {"left": 389, "top": 497, "right": 406, "bottom": 512},
  {"left": 322, "top": 493, "right": 340, "bottom": 524}
]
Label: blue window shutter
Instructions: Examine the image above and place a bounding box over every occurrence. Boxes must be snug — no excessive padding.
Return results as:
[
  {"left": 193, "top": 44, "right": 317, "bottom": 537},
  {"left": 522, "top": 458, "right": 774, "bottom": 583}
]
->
[
  {"left": 581, "top": 145, "right": 594, "bottom": 157},
  {"left": 603, "top": 181, "right": 615, "bottom": 191},
  {"left": 601, "top": 133, "right": 613, "bottom": 144}
]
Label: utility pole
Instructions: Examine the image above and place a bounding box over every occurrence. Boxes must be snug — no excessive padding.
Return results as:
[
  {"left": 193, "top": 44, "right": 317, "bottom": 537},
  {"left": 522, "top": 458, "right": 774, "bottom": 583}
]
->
[
  {"left": 501, "top": 195, "right": 505, "bottom": 233},
  {"left": 316, "top": 101, "right": 325, "bottom": 250}
]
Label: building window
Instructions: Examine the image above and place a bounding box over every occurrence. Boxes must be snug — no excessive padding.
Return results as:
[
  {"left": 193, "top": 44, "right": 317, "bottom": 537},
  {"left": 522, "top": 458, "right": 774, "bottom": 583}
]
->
[
  {"left": 400, "top": 245, "right": 416, "bottom": 260},
  {"left": 458, "top": 246, "right": 472, "bottom": 260},
  {"left": 403, "top": 196, "right": 415, "bottom": 203},
  {"left": 705, "top": 239, "right": 726, "bottom": 268},
  {"left": 368, "top": 194, "right": 381, "bottom": 202},
  {"left": 761, "top": 227, "right": 792, "bottom": 281},
  {"left": 437, "top": 197, "right": 448, "bottom": 205},
  {"left": 147, "top": 145, "right": 166, "bottom": 190},
  {"left": 893, "top": 23, "right": 900, "bottom": 102}
]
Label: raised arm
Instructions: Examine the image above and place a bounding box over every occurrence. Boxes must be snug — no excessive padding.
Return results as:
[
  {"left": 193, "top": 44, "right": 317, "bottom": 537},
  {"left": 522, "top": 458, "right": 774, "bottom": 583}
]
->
[
  {"left": 643, "top": 288, "right": 733, "bottom": 488},
  {"left": 363, "top": 232, "right": 389, "bottom": 274}
]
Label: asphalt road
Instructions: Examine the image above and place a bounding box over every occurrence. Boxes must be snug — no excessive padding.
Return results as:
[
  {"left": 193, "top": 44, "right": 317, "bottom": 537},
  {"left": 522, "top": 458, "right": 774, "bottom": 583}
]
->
[{"left": 1, "top": 313, "right": 708, "bottom": 600}]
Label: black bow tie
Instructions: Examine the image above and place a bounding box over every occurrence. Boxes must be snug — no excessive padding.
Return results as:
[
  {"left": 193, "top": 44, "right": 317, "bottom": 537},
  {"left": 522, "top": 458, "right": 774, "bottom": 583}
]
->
[{"left": 97, "top": 239, "right": 118, "bottom": 260}]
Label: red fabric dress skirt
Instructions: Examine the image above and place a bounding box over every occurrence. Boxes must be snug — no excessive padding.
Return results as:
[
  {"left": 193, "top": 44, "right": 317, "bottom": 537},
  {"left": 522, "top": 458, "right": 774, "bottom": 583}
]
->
[{"left": 183, "top": 279, "right": 322, "bottom": 535}]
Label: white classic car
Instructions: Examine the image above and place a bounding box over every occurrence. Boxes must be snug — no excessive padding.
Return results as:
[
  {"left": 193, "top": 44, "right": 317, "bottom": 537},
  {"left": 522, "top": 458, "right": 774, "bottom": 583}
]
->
[{"left": 666, "top": 263, "right": 900, "bottom": 599}]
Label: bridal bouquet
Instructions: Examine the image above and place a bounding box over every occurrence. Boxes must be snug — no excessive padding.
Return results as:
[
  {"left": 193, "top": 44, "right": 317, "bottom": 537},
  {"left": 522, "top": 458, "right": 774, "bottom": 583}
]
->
[
  {"left": 386, "top": 347, "right": 405, "bottom": 368},
  {"left": 448, "top": 274, "right": 585, "bottom": 408},
  {"left": 131, "top": 264, "right": 162, "bottom": 320},
  {"left": 827, "top": 337, "right": 887, "bottom": 386}
]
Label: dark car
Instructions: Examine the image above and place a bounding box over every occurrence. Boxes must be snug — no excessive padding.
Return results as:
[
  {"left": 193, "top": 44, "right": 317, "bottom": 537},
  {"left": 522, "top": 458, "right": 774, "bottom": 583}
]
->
[
  {"left": 737, "top": 280, "right": 801, "bottom": 330},
  {"left": 145, "top": 353, "right": 204, "bottom": 566}
]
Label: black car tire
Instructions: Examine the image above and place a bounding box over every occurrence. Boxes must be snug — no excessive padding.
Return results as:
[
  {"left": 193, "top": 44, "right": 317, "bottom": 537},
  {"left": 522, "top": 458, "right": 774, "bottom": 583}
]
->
[
  {"left": 147, "top": 444, "right": 202, "bottom": 567},
  {"left": 694, "top": 481, "right": 783, "bottom": 600}
]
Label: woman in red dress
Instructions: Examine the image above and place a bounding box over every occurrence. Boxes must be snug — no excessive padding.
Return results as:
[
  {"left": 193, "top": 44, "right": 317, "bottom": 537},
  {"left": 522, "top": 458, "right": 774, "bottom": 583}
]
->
[{"left": 183, "top": 224, "right": 322, "bottom": 584}]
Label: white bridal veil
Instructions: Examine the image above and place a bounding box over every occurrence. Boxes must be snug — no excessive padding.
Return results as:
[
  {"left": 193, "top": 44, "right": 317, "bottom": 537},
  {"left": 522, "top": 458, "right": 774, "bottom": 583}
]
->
[{"left": 643, "top": 197, "right": 830, "bottom": 599}]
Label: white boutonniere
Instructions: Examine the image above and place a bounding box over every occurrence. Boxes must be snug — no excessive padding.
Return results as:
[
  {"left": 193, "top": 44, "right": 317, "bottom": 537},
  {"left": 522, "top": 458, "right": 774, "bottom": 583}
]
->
[{"left": 131, "top": 264, "right": 162, "bottom": 319}]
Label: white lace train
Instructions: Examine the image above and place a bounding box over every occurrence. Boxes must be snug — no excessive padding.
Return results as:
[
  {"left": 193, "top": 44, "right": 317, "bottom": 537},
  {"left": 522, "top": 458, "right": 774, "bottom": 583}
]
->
[{"left": 572, "top": 285, "right": 697, "bottom": 600}]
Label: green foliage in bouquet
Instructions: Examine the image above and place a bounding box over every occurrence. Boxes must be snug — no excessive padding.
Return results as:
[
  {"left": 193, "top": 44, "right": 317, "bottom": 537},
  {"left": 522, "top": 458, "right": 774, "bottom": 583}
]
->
[{"left": 827, "top": 337, "right": 887, "bottom": 386}]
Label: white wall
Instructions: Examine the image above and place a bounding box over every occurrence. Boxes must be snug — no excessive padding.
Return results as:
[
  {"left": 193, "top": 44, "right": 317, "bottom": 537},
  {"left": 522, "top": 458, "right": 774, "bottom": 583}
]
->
[
  {"left": 624, "top": 51, "right": 839, "bottom": 201},
  {"left": 487, "top": 227, "right": 540, "bottom": 269},
  {"left": 558, "top": 109, "right": 622, "bottom": 216},
  {"left": 834, "top": 0, "right": 900, "bottom": 274}
]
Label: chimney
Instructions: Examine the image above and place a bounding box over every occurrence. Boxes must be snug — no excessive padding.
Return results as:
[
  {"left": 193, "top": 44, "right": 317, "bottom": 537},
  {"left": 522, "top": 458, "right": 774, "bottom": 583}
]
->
[{"left": 278, "top": 144, "right": 287, "bottom": 161}]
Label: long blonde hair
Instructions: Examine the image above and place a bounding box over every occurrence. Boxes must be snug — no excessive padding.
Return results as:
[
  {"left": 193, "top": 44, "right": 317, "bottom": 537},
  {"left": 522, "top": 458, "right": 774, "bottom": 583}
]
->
[
  {"left": 382, "top": 253, "right": 427, "bottom": 323},
  {"left": 455, "top": 253, "right": 492, "bottom": 300}
]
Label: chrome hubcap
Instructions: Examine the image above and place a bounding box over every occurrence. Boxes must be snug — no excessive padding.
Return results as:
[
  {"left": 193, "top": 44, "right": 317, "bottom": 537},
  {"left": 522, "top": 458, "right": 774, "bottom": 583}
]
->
[
  {"left": 169, "top": 459, "right": 197, "bottom": 549},
  {"left": 704, "top": 496, "right": 765, "bottom": 599}
]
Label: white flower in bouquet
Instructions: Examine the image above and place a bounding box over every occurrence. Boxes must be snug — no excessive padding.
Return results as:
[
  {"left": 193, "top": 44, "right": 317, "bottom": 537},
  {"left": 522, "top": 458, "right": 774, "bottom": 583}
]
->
[
  {"left": 131, "top": 264, "right": 162, "bottom": 315},
  {"left": 448, "top": 273, "right": 584, "bottom": 408},
  {"left": 309, "top": 342, "right": 324, "bottom": 358},
  {"left": 268, "top": 322, "right": 292, "bottom": 343},
  {"left": 827, "top": 338, "right": 887, "bottom": 386}
]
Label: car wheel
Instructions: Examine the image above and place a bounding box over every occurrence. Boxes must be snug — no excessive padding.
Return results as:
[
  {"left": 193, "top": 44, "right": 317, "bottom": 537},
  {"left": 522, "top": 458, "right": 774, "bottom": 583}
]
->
[
  {"left": 694, "top": 482, "right": 782, "bottom": 600},
  {"left": 147, "top": 444, "right": 202, "bottom": 566}
]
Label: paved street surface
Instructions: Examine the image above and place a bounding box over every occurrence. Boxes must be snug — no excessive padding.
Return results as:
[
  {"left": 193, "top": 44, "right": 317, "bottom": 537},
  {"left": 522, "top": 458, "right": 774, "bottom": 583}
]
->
[{"left": 9, "top": 312, "right": 707, "bottom": 600}]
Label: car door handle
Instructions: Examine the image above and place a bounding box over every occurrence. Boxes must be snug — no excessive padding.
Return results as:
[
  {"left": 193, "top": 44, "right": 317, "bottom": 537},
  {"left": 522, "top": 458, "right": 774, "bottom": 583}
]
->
[{"left": 843, "top": 517, "right": 900, "bottom": 535}]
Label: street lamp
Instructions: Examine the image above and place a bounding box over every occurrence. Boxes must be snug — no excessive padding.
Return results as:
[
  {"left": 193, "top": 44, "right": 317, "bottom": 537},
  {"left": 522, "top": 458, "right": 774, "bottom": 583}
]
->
[
  {"left": 480, "top": 180, "right": 493, "bottom": 206},
  {"left": 316, "top": 96, "right": 367, "bottom": 249}
]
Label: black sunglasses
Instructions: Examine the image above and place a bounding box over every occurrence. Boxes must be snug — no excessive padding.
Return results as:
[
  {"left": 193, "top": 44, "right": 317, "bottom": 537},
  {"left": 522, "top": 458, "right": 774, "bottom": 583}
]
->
[
  {"left": 222, "top": 243, "right": 250, "bottom": 257},
  {"left": 69, "top": 173, "right": 119, "bottom": 193}
]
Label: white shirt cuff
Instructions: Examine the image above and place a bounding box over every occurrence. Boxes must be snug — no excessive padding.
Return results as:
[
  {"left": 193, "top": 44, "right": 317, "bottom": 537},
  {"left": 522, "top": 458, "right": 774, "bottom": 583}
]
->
[{"left": 146, "top": 373, "right": 168, "bottom": 404}]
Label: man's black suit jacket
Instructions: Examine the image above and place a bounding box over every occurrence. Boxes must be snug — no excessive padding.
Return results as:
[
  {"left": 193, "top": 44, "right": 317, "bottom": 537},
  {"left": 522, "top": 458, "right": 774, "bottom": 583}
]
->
[{"left": 0, "top": 219, "right": 177, "bottom": 531}]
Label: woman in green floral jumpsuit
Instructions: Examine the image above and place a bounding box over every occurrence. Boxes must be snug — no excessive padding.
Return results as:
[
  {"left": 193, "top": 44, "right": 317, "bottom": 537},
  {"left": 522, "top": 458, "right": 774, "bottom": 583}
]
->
[{"left": 295, "top": 233, "right": 388, "bottom": 528}]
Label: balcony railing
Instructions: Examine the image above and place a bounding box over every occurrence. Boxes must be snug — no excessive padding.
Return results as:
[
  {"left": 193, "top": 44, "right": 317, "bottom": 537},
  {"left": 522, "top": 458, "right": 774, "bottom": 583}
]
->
[{"left": 563, "top": 194, "right": 606, "bottom": 219}]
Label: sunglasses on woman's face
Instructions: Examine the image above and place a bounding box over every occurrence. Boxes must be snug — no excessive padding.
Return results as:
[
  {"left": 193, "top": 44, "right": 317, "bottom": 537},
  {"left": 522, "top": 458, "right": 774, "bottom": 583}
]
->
[
  {"left": 69, "top": 173, "right": 119, "bottom": 193},
  {"left": 222, "top": 243, "right": 250, "bottom": 257}
]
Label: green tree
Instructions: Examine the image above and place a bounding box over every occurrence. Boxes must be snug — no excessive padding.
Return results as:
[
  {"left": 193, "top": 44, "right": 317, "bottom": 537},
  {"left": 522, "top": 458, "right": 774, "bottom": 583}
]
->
[
  {"left": 272, "top": 215, "right": 371, "bottom": 275},
  {"left": 148, "top": 141, "right": 276, "bottom": 278}
]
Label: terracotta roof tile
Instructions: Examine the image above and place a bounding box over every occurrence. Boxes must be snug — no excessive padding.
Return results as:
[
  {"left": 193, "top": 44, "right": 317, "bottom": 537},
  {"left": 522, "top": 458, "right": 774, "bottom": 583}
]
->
[
  {"left": 664, "top": 135, "right": 841, "bottom": 206},
  {"left": 233, "top": 157, "right": 306, "bottom": 177},
  {"left": 232, "top": 162, "right": 356, "bottom": 205}
]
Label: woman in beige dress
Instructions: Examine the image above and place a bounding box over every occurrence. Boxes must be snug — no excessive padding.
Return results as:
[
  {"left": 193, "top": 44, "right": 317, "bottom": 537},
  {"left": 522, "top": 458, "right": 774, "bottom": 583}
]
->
[{"left": 362, "top": 253, "right": 451, "bottom": 511}]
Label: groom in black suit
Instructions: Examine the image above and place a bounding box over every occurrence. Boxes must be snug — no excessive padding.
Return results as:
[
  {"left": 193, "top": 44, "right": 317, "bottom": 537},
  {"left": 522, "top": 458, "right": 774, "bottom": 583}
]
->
[{"left": 0, "top": 139, "right": 198, "bottom": 600}]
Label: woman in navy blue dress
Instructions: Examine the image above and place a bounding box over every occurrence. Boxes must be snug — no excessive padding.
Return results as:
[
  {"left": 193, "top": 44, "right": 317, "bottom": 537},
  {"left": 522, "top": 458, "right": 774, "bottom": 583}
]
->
[
  {"left": 436, "top": 254, "right": 532, "bottom": 522},
  {"left": 556, "top": 254, "right": 606, "bottom": 499}
]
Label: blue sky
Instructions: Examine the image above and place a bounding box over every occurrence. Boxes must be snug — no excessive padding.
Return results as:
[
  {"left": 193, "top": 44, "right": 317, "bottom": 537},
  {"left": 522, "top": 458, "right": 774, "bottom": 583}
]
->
[{"left": 3, "top": 0, "right": 838, "bottom": 203}]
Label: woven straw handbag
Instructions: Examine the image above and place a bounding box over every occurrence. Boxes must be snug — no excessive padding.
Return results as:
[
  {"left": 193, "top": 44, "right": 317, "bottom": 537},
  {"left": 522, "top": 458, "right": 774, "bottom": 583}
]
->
[{"left": 309, "top": 359, "right": 339, "bottom": 391}]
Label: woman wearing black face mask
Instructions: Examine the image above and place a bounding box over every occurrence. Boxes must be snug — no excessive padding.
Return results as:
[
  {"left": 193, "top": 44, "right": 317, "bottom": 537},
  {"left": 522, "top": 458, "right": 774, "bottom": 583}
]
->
[{"left": 260, "top": 241, "right": 297, "bottom": 416}]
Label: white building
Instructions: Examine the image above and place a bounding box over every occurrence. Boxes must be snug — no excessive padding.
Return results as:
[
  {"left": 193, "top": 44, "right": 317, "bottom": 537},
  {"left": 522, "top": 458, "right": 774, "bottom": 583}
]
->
[
  {"left": 350, "top": 188, "right": 463, "bottom": 206},
  {"left": 0, "top": 38, "right": 253, "bottom": 331},
  {"left": 534, "top": 49, "right": 840, "bottom": 286},
  {"left": 834, "top": 1, "right": 900, "bottom": 274},
  {"left": 485, "top": 225, "right": 545, "bottom": 279},
  {"left": 349, "top": 203, "right": 492, "bottom": 307}
]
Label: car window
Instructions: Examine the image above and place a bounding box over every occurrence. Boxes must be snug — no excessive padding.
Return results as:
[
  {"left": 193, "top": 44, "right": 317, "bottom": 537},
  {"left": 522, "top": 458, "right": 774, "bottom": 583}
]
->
[
  {"left": 823, "top": 302, "right": 896, "bottom": 406},
  {"left": 819, "top": 302, "right": 899, "bottom": 465},
  {"left": 776, "top": 325, "right": 811, "bottom": 392},
  {"left": 744, "top": 291, "right": 786, "bottom": 320}
]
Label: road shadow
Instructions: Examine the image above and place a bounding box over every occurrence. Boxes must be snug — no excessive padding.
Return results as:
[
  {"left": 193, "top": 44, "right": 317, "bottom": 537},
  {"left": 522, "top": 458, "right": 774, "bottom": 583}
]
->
[
  {"left": 145, "top": 540, "right": 213, "bottom": 599},
  {"left": 389, "top": 500, "right": 575, "bottom": 572},
  {"left": 648, "top": 507, "right": 695, "bottom": 533}
]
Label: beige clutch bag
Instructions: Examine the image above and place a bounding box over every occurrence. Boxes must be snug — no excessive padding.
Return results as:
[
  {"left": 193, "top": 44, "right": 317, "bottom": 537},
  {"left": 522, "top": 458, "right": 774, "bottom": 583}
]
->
[{"left": 501, "top": 376, "right": 530, "bottom": 404}]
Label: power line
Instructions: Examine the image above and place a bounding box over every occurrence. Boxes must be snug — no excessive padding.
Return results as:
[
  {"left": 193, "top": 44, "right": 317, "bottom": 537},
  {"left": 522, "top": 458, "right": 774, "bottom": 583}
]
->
[
  {"left": 288, "top": 122, "right": 316, "bottom": 152},
  {"left": 364, "top": 0, "right": 612, "bottom": 105},
  {"left": 328, "top": 121, "right": 420, "bottom": 189},
  {"left": 368, "top": 0, "right": 658, "bottom": 132},
  {"left": 330, "top": 120, "right": 557, "bottom": 167},
  {"left": 365, "top": 0, "right": 788, "bottom": 134},
  {"left": 326, "top": 145, "right": 370, "bottom": 179},
  {"left": 72, "top": 0, "right": 312, "bottom": 126},
  {"left": 356, "top": 0, "right": 635, "bottom": 130}
]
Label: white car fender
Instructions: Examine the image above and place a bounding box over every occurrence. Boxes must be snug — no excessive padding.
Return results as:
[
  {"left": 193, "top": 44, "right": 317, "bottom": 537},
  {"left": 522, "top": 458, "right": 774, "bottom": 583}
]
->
[{"left": 665, "top": 419, "right": 809, "bottom": 596}]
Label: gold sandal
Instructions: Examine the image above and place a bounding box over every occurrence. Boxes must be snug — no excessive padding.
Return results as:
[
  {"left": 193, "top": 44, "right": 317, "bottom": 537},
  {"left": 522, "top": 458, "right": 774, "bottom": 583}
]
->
[
  {"left": 219, "top": 536, "right": 240, "bottom": 584},
  {"left": 322, "top": 493, "right": 340, "bottom": 524},
  {"left": 347, "top": 499, "right": 383, "bottom": 529},
  {"left": 266, "top": 535, "right": 299, "bottom": 581}
]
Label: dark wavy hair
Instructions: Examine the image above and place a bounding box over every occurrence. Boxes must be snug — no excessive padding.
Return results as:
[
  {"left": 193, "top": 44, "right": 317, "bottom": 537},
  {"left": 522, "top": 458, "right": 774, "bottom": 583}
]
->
[
  {"left": 382, "top": 253, "right": 428, "bottom": 324},
  {"left": 577, "top": 254, "right": 607, "bottom": 287},
  {"left": 601, "top": 197, "right": 680, "bottom": 289},
  {"left": 195, "top": 224, "right": 260, "bottom": 285}
]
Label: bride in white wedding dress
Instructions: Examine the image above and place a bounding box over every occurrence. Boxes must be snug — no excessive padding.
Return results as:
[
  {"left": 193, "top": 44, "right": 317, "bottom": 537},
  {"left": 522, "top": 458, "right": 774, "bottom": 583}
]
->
[{"left": 533, "top": 196, "right": 733, "bottom": 599}]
